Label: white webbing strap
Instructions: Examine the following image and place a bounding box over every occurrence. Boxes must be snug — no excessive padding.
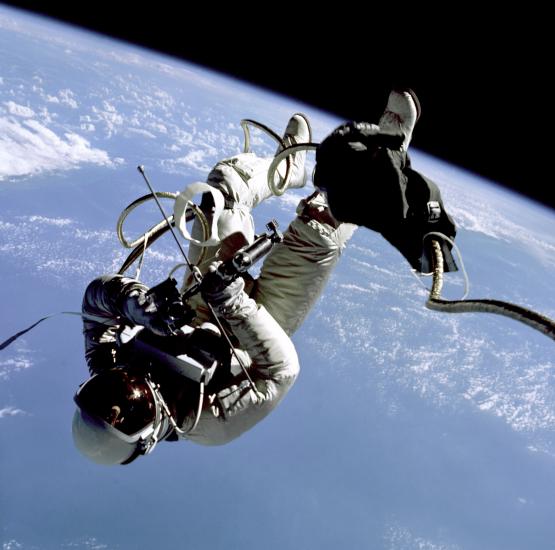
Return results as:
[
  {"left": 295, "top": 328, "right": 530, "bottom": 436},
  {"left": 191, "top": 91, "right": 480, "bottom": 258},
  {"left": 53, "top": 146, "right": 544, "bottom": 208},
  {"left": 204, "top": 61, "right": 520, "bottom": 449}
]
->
[{"left": 173, "top": 182, "right": 225, "bottom": 246}]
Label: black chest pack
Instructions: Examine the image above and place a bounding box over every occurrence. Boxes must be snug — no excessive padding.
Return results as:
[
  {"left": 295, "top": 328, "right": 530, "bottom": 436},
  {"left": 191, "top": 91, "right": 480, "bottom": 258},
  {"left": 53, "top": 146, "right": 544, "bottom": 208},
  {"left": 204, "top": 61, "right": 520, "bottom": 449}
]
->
[
  {"left": 113, "top": 271, "right": 224, "bottom": 386},
  {"left": 118, "top": 323, "right": 228, "bottom": 385}
]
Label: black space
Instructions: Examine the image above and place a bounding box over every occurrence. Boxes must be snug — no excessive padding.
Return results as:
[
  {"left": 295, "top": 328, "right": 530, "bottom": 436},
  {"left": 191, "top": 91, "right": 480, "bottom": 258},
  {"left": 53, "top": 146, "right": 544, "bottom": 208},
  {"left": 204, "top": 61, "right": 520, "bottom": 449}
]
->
[{"left": 3, "top": 3, "right": 554, "bottom": 211}]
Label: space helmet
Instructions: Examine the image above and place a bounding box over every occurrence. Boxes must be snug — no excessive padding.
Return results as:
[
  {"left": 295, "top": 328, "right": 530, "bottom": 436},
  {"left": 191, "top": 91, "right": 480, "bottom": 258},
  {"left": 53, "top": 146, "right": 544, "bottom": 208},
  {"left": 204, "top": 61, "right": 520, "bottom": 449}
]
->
[{"left": 72, "top": 368, "right": 169, "bottom": 465}]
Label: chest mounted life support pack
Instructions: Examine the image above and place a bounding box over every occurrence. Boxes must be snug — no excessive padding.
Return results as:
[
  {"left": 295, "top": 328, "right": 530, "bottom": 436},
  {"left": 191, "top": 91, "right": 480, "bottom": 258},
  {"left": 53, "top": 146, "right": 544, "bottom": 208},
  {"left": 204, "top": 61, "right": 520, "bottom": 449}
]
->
[{"left": 118, "top": 321, "right": 229, "bottom": 386}]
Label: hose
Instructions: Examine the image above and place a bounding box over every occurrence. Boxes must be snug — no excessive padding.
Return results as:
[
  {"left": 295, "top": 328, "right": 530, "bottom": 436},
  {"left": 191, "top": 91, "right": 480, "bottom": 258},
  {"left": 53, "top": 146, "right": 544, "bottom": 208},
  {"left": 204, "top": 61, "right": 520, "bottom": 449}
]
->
[
  {"left": 116, "top": 192, "right": 210, "bottom": 276},
  {"left": 426, "top": 238, "right": 555, "bottom": 341},
  {"left": 267, "top": 143, "right": 319, "bottom": 195}
]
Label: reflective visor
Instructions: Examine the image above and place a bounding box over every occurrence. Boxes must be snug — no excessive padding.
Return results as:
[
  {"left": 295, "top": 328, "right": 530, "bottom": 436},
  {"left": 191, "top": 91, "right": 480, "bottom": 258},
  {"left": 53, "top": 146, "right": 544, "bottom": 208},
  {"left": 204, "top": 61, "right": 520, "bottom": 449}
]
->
[{"left": 74, "top": 369, "right": 156, "bottom": 437}]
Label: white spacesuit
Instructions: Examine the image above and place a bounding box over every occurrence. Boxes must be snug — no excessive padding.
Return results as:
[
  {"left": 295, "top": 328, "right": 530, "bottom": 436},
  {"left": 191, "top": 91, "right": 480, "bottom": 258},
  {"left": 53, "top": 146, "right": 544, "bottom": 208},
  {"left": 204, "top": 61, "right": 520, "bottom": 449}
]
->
[
  {"left": 73, "top": 90, "right": 423, "bottom": 465},
  {"left": 73, "top": 113, "right": 356, "bottom": 464}
]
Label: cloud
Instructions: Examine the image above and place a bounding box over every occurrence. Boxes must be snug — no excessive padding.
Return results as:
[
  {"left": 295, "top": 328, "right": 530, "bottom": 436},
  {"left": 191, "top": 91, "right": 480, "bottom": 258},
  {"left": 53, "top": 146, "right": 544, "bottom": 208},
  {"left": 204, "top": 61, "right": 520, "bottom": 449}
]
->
[
  {"left": 0, "top": 115, "right": 114, "bottom": 179},
  {"left": 0, "top": 213, "right": 126, "bottom": 285},
  {"left": 340, "top": 282, "right": 387, "bottom": 294},
  {"left": 385, "top": 523, "right": 461, "bottom": 550},
  {"left": 27, "top": 215, "right": 73, "bottom": 227},
  {"left": 62, "top": 536, "right": 109, "bottom": 549},
  {"left": 0, "top": 406, "right": 27, "bottom": 419},
  {"left": 90, "top": 102, "right": 124, "bottom": 137},
  {"left": 162, "top": 148, "right": 214, "bottom": 174},
  {"left": 462, "top": 359, "right": 555, "bottom": 432},
  {"left": 0, "top": 206, "right": 186, "bottom": 290},
  {"left": 45, "top": 88, "right": 78, "bottom": 109},
  {"left": 0, "top": 356, "right": 33, "bottom": 380},
  {"left": 58, "top": 88, "right": 78, "bottom": 108},
  {"left": 4, "top": 100, "right": 34, "bottom": 117},
  {"left": 146, "top": 121, "right": 167, "bottom": 134},
  {"left": 271, "top": 190, "right": 304, "bottom": 212},
  {"left": 127, "top": 127, "right": 156, "bottom": 139}
]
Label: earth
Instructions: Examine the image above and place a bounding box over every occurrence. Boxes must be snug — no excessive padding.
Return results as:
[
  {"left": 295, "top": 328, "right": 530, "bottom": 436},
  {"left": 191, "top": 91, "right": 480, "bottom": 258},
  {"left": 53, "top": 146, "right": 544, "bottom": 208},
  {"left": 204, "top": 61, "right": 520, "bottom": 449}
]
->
[{"left": 1, "top": 6, "right": 555, "bottom": 550}]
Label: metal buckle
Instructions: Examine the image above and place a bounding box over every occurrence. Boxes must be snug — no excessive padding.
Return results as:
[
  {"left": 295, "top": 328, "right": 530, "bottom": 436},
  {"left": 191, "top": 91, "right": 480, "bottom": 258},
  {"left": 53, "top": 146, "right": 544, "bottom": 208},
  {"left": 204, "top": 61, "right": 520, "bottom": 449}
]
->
[{"left": 427, "top": 201, "right": 441, "bottom": 222}]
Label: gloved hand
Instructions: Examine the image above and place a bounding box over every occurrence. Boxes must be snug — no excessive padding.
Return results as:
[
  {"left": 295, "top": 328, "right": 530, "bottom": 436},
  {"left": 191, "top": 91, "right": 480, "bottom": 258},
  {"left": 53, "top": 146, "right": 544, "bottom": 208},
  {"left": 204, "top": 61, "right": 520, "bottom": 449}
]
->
[
  {"left": 201, "top": 262, "right": 246, "bottom": 314},
  {"left": 121, "top": 290, "right": 173, "bottom": 336}
]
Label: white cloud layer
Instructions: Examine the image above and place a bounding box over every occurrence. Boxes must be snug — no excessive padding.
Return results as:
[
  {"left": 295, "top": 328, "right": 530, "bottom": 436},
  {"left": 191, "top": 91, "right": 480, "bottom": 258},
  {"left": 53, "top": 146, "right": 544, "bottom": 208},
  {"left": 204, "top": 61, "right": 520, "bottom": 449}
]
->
[
  {"left": 161, "top": 148, "right": 215, "bottom": 174},
  {"left": 385, "top": 523, "right": 461, "bottom": 550},
  {"left": 2, "top": 539, "right": 24, "bottom": 550},
  {"left": 0, "top": 115, "right": 114, "bottom": 179},
  {"left": 0, "top": 213, "right": 181, "bottom": 286},
  {"left": 4, "top": 100, "right": 34, "bottom": 117},
  {"left": 0, "top": 355, "right": 33, "bottom": 380},
  {"left": 0, "top": 406, "right": 27, "bottom": 419},
  {"left": 62, "top": 536, "right": 109, "bottom": 549}
]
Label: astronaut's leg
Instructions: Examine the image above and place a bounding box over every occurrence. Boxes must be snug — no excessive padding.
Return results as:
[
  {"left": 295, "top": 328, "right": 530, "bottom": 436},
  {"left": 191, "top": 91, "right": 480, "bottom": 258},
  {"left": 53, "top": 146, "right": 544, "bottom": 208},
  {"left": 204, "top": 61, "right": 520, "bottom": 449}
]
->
[
  {"left": 185, "top": 114, "right": 311, "bottom": 282},
  {"left": 253, "top": 191, "right": 357, "bottom": 336}
]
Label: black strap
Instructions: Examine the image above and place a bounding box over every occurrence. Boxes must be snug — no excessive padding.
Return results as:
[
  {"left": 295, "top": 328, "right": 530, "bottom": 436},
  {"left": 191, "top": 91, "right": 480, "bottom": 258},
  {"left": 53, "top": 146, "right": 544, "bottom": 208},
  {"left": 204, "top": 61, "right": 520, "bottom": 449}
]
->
[
  {"left": 120, "top": 444, "right": 144, "bottom": 465},
  {"left": 0, "top": 315, "right": 55, "bottom": 351},
  {"left": 0, "top": 311, "right": 113, "bottom": 352}
]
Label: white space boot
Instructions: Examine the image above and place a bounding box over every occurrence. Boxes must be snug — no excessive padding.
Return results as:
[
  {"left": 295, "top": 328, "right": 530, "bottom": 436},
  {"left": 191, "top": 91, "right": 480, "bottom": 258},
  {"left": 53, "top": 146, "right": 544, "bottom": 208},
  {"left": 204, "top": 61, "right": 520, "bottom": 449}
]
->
[
  {"left": 378, "top": 89, "right": 421, "bottom": 151},
  {"left": 276, "top": 113, "right": 312, "bottom": 189}
]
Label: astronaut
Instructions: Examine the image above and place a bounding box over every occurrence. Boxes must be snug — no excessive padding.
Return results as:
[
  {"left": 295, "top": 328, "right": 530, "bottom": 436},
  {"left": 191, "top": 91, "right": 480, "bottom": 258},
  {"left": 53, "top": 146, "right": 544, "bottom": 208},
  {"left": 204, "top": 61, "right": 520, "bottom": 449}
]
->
[{"left": 72, "top": 90, "right": 423, "bottom": 465}]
